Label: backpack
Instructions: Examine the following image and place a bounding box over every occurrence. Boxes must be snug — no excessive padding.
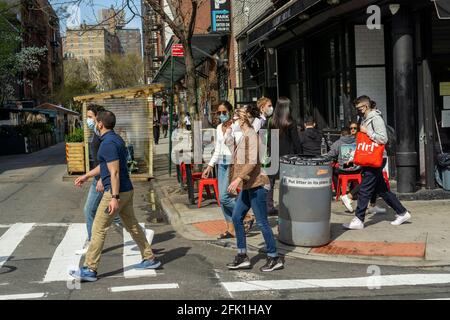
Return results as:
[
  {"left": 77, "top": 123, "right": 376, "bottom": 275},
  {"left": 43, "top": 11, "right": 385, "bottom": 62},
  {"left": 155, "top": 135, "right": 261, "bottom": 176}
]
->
[
  {"left": 367, "top": 117, "right": 396, "bottom": 156},
  {"left": 385, "top": 125, "right": 396, "bottom": 156}
]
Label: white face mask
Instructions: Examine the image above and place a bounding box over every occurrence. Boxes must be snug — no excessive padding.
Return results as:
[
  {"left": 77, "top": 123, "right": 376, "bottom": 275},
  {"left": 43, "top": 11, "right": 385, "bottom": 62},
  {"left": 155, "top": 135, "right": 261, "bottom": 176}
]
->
[
  {"left": 231, "top": 121, "right": 241, "bottom": 133},
  {"left": 265, "top": 106, "right": 274, "bottom": 117}
]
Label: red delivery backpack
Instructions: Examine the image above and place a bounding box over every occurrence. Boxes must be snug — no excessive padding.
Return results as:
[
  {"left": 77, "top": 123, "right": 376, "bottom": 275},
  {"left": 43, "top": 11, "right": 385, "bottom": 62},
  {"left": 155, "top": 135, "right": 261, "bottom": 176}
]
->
[{"left": 353, "top": 132, "right": 385, "bottom": 168}]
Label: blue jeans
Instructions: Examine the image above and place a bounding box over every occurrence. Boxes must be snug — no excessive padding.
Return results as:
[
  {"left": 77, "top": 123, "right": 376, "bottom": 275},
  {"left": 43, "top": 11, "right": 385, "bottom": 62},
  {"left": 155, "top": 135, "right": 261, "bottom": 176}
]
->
[
  {"left": 217, "top": 163, "right": 235, "bottom": 222},
  {"left": 83, "top": 177, "right": 120, "bottom": 241},
  {"left": 232, "top": 187, "right": 278, "bottom": 258}
]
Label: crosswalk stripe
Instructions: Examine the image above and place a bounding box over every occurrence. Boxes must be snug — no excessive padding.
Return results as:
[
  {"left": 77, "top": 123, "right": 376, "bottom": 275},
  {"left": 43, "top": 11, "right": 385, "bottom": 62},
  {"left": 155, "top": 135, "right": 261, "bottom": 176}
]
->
[
  {"left": 0, "top": 293, "right": 47, "bottom": 300},
  {"left": 0, "top": 223, "right": 35, "bottom": 268},
  {"left": 109, "top": 283, "right": 179, "bottom": 293},
  {"left": 222, "top": 274, "right": 450, "bottom": 293},
  {"left": 122, "top": 223, "right": 156, "bottom": 278},
  {"left": 42, "top": 223, "right": 87, "bottom": 283}
]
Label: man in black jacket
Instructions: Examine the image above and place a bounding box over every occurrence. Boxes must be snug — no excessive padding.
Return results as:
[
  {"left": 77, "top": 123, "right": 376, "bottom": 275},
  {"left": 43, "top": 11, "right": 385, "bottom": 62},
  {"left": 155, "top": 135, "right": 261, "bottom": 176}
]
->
[{"left": 299, "top": 116, "right": 323, "bottom": 156}]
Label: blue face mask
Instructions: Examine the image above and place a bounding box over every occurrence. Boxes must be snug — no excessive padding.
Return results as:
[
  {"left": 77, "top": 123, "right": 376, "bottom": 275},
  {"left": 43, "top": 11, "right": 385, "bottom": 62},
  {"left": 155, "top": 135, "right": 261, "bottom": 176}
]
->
[
  {"left": 219, "top": 114, "right": 230, "bottom": 123},
  {"left": 86, "top": 118, "right": 95, "bottom": 130}
]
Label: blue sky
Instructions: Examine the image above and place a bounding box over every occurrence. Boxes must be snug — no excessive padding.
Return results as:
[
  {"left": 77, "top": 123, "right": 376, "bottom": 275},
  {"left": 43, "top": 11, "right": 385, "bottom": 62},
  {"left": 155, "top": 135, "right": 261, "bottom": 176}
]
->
[{"left": 51, "top": 0, "right": 142, "bottom": 33}]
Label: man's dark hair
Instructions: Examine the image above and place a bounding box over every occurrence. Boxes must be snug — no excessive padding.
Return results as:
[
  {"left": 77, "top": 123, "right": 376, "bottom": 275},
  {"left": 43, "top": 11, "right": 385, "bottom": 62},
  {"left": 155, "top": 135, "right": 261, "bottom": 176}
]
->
[
  {"left": 97, "top": 110, "right": 116, "bottom": 130},
  {"left": 87, "top": 104, "right": 105, "bottom": 116},
  {"left": 304, "top": 115, "right": 315, "bottom": 126},
  {"left": 341, "top": 127, "right": 351, "bottom": 136},
  {"left": 354, "top": 95, "right": 377, "bottom": 109}
]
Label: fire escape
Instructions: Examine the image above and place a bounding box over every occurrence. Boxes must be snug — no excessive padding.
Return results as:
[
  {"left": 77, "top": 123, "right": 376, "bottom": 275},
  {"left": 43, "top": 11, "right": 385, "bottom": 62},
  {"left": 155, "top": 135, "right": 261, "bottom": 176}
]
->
[{"left": 143, "top": 4, "right": 165, "bottom": 84}]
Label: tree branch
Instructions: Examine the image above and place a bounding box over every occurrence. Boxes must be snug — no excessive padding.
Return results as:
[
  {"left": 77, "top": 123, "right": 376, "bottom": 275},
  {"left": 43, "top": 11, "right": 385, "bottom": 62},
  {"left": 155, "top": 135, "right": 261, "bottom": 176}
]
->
[
  {"left": 143, "top": 0, "right": 185, "bottom": 41},
  {"left": 187, "top": 0, "right": 198, "bottom": 40}
]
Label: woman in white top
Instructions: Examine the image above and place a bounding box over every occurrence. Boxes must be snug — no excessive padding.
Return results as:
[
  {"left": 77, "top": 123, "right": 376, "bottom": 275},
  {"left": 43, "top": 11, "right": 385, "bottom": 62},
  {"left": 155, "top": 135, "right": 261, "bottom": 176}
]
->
[{"left": 202, "top": 101, "right": 236, "bottom": 239}]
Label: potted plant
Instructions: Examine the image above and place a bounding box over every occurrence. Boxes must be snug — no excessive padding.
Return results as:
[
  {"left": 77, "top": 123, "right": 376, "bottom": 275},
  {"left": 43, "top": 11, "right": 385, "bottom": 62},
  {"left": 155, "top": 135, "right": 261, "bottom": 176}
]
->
[{"left": 65, "top": 128, "right": 85, "bottom": 174}]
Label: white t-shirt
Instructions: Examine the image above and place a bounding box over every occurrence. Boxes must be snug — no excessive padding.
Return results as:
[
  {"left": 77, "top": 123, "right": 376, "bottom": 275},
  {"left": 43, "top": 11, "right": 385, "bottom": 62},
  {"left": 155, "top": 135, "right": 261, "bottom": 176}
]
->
[{"left": 208, "top": 124, "right": 233, "bottom": 167}]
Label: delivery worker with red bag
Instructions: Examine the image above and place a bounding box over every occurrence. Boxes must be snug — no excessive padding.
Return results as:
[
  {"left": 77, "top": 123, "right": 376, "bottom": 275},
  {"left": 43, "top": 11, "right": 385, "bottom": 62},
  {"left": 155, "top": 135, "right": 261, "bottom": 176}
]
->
[{"left": 343, "top": 96, "right": 411, "bottom": 230}]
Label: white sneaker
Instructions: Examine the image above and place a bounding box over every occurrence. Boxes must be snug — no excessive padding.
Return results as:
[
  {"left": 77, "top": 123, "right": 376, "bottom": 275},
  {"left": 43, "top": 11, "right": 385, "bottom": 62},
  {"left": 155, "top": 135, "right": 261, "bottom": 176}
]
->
[
  {"left": 391, "top": 212, "right": 411, "bottom": 226},
  {"left": 75, "top": 241, "right": 90, "bottom": 255},
  {"left": 340, "top": 195, "right": 354, "bottom": 213},
  {"left": 145, "top": 229, "right": 155, "bottom": 245},
  {"left": 367, "top": 206, "right": 387, "bottom": 214},
  {"left": 343, "top": 217, "right": 364, "bottom": 230}
]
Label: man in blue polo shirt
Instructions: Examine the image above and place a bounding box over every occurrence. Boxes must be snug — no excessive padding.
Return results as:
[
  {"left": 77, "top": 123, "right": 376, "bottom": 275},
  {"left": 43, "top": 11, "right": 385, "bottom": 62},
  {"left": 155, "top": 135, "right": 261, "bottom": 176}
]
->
[{"left": 70, "top": 110, "right": 161, "bottom": 282}]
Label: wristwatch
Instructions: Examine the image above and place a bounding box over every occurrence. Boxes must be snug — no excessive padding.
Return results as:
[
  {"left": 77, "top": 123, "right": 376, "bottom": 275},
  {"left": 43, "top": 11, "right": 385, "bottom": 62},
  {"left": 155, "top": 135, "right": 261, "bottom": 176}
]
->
[{"left": 112, "top": 194, "right": 120, "bottom": 200}]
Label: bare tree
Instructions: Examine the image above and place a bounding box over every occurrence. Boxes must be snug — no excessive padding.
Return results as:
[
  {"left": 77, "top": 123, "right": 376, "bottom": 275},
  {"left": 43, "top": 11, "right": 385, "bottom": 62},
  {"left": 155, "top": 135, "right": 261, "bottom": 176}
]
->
[{"left": 141, "top": 0, "right": 205, "bottom": 120}]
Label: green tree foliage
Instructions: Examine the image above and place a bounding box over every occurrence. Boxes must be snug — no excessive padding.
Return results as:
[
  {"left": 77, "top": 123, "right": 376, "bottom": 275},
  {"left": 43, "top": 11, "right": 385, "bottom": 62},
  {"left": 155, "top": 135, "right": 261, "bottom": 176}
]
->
[
  {"left": 54, "top": 59, "right": 97, "bottom": 113},
  {"left": 96, "top": 53, "right": 144, "bottom": 91},
  {"left": 0, "top": 1, "right": 47, "bottom": 106}
]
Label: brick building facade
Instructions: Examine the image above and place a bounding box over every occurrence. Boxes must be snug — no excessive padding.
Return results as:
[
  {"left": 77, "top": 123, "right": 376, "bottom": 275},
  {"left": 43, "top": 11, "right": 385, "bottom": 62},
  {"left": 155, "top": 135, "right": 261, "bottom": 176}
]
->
[{"left": 20, "top": 0, "right": 64, "bottom": 105}]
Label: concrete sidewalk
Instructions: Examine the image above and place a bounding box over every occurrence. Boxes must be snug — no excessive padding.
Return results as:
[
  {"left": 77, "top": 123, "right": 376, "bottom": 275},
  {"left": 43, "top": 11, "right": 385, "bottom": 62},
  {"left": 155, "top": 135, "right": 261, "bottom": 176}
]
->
[{"left": 152, "top": 137, "right": 450, "bottom": 267}]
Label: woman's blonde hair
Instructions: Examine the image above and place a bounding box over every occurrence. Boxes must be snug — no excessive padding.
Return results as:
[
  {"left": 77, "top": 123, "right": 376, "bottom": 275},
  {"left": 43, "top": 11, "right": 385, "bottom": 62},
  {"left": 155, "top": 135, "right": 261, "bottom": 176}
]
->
[
  {"left": 257, "top": 97, "right": 271, "bottom": 110},
  {"left": 234, "top": 107, "right": 252, "bottom": 128}
]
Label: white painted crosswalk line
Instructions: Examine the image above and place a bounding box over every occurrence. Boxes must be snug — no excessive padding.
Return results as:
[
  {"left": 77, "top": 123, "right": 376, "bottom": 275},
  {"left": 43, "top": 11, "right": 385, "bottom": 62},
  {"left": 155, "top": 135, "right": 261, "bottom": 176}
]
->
[
  {"left": 0, "top": 293, "right": 48, "bottom": 300},
  {"left": 222, "top": 274, "right": 450, "bottom": 293},
  {"left": 109, "top": 283, "right": 179, "bottom": 293},
  {"left": 123, "top": 223, "right": 156, "bottom": 278},
  {"left": 43, "top": 223, "right": 87, "bottom": 283},
  {"left": 0, "top": 223, "right": 35, "bottom": 268}
]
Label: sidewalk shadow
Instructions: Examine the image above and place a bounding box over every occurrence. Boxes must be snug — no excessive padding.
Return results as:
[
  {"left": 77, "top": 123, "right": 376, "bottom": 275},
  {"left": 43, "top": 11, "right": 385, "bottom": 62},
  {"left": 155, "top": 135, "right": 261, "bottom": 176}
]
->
[
  {"left": 0, "top": 264, "right": 17, "bottom": 275},
  {"left": 98, "top": 247, "right": 191, "bottom": 278}
]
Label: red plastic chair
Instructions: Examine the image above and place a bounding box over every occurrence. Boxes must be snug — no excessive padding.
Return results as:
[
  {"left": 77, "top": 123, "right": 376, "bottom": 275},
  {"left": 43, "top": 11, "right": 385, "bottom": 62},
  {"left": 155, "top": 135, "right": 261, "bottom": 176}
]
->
[
  {"left": 198, "top": 178, "right": 220, "bottom": 208},
  {"left": 336, "top": 173, "right": 362, "bottom": 201},
  {"left": 180, "top": 163, "right": 202, "bottom": 184}
]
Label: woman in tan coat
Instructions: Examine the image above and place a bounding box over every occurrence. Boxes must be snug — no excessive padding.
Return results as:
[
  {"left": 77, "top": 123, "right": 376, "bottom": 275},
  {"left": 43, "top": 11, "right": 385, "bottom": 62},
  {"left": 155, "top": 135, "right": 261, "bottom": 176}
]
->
[{"left": 225, "top": 108, "right": 284, "bottom": 272}]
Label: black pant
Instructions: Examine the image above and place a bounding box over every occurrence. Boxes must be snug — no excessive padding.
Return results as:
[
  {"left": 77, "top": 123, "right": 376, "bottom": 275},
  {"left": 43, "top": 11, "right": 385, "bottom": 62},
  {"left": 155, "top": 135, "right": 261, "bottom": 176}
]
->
[
  {"left": 154, "top": 127, "right": 160, "bottom": 145},
  {"left": 355, "top": 159, "right": 407, "bottom": 222}
]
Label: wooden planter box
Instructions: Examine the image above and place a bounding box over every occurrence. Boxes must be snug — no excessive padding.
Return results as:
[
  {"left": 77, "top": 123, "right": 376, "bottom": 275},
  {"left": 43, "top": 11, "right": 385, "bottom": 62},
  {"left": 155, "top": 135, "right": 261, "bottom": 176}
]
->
[{"left": 66, "top": 142, "right": 85, "bottom": 174}]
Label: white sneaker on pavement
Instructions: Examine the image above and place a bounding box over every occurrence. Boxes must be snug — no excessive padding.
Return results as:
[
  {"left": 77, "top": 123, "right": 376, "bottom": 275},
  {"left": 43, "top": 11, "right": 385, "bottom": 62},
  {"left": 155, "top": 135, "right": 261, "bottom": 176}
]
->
[
  {"left": 75, "top": 241, "right": 90, "bottom": 256},
  {"left": 343, "top": 217, "right": 364, "bottom": 230},
  {"left": 367, "top": 206, "right": 387, "bottom": 214},
  {"left": 340, "top": 195, "right": 354, "bottom": 213},
  {"left": 391, "top": 212, "right": 411, "bottom": 226}
]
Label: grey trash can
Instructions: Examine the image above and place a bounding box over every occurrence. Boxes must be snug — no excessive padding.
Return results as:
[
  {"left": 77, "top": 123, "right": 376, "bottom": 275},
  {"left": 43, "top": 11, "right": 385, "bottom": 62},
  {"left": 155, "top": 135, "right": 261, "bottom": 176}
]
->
[{"left": 278, "top": 155, "right": 332, "bottom": 247}]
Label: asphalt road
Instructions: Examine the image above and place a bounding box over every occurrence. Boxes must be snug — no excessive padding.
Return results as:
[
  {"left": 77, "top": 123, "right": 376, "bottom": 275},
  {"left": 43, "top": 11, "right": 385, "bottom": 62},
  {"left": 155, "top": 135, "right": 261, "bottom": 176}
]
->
[{"left": 1, "top": 143, "right": 450, "bottom": 302}]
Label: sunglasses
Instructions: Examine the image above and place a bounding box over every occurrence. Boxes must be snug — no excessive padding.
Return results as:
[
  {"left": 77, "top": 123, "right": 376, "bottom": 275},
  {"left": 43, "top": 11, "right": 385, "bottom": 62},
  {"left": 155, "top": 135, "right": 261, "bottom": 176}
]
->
[
  {"left": 350, "top": 127, "right": 358, "bottom": 130},
  {"left": 216, "top": 111, "right": 228, "bottom": 116}
]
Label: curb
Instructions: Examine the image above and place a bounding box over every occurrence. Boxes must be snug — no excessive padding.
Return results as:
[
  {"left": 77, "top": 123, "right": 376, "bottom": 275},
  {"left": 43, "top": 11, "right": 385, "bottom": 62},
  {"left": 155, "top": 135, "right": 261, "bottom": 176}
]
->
[
  {"left": 152, "top": 176, "right": 450, "bottom": 268},
  {"left": 152, "top": 177, "right": 216, "bottom": 241}
]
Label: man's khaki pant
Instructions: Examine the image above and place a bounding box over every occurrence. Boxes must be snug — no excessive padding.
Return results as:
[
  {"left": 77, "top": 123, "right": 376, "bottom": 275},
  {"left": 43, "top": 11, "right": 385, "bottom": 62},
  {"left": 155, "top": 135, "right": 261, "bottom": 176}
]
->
[{"left": 85, "top": 190, "right": 154, "bottom": 271}]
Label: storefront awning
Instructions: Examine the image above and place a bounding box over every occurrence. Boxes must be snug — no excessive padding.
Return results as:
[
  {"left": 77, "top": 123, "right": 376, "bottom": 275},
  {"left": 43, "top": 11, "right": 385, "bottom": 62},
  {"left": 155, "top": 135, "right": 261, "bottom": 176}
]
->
[
  {"left": 152, "top": 34, "right": 226, "bottom": 87},
  {"left": 246, "top": 0, "right": 322, "bottom": 48},
  {"left": 433, "top": 0, "right": 450, "bottom": 19}
]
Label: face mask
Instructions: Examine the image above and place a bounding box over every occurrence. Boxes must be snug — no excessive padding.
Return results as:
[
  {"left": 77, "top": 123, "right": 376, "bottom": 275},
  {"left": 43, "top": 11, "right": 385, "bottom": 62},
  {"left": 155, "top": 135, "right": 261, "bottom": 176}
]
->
[
  {"left": 86, "top": 118, "right": 95, "bottom": 130},
  {"left": 219, "top": 114, "right": 230, "bottom": 123},
  {"left": 265, "top": 107, "right": 274, "bottom": 117},
  {"left": 94, "top": 126, "right": 101, "bottom": 136},
  {"left": 231, "top": 121, "right": 241, "bottom": 133}
]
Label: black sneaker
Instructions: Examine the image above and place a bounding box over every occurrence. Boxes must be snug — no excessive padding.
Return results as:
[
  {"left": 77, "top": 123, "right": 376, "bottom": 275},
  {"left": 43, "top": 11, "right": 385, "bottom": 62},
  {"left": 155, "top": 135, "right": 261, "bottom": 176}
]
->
[
  {"left": 260, "top": 257, "right": 284, "bottom": 272},
  {"left": 226, "top": 254, "right": 251, "bottom": 270}
]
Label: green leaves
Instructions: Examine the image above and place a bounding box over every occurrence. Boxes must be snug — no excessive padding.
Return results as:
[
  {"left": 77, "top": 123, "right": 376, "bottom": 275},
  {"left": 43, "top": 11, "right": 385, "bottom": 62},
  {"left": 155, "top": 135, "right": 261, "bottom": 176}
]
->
[
  {"left": 95, "top": 53, "right": 144, "bottom": 90},
  {"left": 65, "top": 127, "right": 84, "bottom": 143}
]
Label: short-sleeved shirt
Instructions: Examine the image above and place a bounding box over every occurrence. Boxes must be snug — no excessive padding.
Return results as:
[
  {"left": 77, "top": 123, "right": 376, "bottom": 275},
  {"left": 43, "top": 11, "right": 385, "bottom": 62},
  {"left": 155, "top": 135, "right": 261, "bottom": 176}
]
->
[{"left": 97, "top": 131, "right": 133, "bottom": 193}]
